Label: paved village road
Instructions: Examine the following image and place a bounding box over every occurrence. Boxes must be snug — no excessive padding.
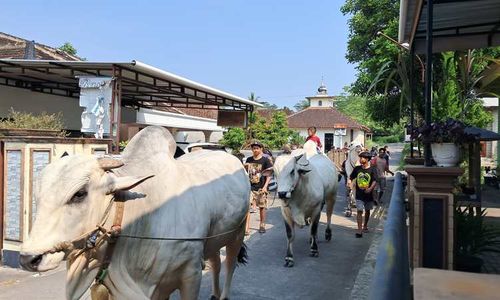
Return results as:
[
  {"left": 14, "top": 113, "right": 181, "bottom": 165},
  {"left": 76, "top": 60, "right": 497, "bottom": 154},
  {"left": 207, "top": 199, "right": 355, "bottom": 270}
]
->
[{"left": 0, "top": 144, "right": 403, "bottom": 300}]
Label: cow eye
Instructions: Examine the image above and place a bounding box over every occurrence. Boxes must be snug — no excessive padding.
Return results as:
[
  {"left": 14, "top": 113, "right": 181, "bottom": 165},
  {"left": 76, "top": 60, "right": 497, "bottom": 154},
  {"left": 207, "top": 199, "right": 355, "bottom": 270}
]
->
[{"left": 68, "top": 188, "right": 87, "bottom": 204}]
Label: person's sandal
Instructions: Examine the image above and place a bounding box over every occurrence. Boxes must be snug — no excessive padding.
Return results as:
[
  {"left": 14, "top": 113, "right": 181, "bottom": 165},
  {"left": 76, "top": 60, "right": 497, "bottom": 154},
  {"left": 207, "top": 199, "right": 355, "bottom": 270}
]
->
[
  {"left": 259, "top": 225, "right": 266, "bottom": 233},
  {"left": 355, "top": 233, "right": 363, "bottom": 238},
  {"left": 363, "top": 228, "right": 369, "bottom": 233}
]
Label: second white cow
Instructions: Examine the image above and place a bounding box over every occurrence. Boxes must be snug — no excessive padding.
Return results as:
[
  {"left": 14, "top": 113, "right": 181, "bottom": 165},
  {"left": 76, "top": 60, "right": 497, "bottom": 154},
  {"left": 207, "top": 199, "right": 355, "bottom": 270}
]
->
[{"left": 274, "top": 141, "right": 338, "bottom": 267}]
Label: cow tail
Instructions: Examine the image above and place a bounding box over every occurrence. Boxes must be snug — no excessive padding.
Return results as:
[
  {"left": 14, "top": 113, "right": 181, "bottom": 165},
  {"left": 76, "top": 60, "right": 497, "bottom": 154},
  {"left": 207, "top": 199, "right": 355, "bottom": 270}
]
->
[{"left": 237, "top": 242, "right": 248, "bottom": 265}]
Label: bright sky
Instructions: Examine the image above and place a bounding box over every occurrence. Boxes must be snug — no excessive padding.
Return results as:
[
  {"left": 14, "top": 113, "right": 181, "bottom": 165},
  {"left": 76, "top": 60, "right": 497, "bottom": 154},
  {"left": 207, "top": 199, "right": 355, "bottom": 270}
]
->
[{"left": 1, "top": 0, "right": 356, "bottom": 108}]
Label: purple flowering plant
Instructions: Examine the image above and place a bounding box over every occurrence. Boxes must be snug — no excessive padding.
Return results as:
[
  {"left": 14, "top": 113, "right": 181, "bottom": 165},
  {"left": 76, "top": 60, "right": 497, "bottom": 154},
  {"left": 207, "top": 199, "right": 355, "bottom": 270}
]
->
[{"left": 408, "top": 119, "right": 477, "bottom": 144}]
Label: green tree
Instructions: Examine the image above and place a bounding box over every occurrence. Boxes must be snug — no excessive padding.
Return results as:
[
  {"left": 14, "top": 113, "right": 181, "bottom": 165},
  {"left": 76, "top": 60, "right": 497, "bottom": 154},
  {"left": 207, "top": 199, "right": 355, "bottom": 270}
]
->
[
  {"left": 293, "top": 99, "right": 310, "bottom": 111},
  {"left": 289, "top": 131, "right": 305, "bottom": 146},
  {"left": 220, "top": 127, "right": 246, "bottom": 151},
  {"left": 341, "top": 0, "right": 400, "bottom": 95},
  {"left": 58, "top": 42, "right": 78, "bottom": 56}
]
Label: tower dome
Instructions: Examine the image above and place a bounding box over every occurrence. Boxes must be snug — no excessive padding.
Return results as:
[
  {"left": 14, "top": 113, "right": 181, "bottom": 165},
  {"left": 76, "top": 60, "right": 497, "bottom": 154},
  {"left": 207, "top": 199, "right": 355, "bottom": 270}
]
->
[
  {"left": 317, "top": 84, "right": 327, "bottom": 94},
  {"left": 317, "top": 79, "right": 328, "bottom": 95}
]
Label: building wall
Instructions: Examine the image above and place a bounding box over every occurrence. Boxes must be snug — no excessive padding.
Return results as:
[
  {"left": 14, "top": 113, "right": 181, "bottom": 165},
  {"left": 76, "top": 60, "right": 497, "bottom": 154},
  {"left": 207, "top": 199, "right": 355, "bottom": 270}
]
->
[
  {"left": 1, "top": 139, "right": 110, "bottom": 267},
  {"left": 175, "top": 131, "right": 223, "bottom": 143},
  {"left": 294, "top": 128, "right": 365, "bottom": 152},
  {"left": 0, "top": 85, "right": 136, "bottom": 131},
  {"left": 309, "top": 98, "right": 334, "bottom": 107},
  {"left": 487, "top": 107, "right": 498, "bottom": 159}
]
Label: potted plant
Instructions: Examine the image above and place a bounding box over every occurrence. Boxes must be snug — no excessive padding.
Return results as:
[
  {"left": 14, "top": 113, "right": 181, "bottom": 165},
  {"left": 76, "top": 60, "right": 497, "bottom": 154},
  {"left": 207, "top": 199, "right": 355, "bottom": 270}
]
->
[
  {"left": 408, "top": 119, "right": 477, "bottom": 167},
  {"left": 454, "top": 205, "right": 500, "bottom": 272},
  {"left": 0, "top": 108, "right": 66, "bottom": 137}
]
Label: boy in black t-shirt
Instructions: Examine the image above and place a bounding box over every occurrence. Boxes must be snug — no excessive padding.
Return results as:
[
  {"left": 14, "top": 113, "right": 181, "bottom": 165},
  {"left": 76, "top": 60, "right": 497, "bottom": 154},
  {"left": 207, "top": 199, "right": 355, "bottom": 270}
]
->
[
  {"left": 348, "top": 151, "right": 378, "bottom": 238},
  {"left": 244, "top": 140, "right": 273, "bottom": 234}
]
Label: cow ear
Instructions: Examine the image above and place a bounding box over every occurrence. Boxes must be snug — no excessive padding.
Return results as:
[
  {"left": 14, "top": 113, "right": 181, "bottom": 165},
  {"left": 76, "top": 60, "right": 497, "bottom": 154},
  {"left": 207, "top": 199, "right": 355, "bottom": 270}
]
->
[
  {"left": 296, "top": 154, "right": 309, "bottom": 167},
  {"left": 295, "top": 154, "right": 312, "bottom": 174},
  {"left": 105, "top": 174, "right": 154, "bottom": 195}
]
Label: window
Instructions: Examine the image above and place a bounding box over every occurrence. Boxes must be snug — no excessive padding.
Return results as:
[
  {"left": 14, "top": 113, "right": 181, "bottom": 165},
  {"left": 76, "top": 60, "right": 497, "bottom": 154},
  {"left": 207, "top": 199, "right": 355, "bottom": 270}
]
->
[{"left": 318, "top": 100, "right": 322, "bottom": 106}]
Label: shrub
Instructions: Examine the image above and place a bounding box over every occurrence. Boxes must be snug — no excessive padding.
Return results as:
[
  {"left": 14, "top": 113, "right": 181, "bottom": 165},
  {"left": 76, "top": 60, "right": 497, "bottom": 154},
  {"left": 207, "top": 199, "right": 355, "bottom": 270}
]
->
[{"left": 0, "top": 108, "right": 66, "bottom": 136}]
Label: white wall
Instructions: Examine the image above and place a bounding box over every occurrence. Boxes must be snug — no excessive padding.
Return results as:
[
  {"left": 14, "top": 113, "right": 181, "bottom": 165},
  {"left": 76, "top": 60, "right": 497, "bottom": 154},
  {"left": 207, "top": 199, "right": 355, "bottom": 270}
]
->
[
  {"left": 0, "top": 85, "right": 136, "bottom": 130},
  {"left": 295, "top": 127, "right": 366, "bottom": 152},
  {"left": 487, "top": 107, "right": 498, "bottom": 159},
  {"left": 175, "top": 131, "right": 223, "bottom": 143},
  {"left": 309, "top": 99, "right": 334, "bottom": 107}
]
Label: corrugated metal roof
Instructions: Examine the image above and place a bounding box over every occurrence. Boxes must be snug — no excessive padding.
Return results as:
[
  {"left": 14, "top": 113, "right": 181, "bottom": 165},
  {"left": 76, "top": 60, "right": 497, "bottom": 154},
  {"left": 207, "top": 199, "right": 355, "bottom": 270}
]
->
[{"left": 399, "top": 0, "right": 500, "bottom": 53}]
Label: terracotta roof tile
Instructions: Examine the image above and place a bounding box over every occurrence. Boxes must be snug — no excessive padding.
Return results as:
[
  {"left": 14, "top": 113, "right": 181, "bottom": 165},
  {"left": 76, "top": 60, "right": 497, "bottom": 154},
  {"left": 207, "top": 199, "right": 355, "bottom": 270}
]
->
[
  {"left": 0, "top": 32, "right": 82, "bottom": 61},
  {"left": 287, "top": 107, "right": 367, "bottom": 130},
  {"left": 256, "top": 108, "right": 293, "bottom": 120}
]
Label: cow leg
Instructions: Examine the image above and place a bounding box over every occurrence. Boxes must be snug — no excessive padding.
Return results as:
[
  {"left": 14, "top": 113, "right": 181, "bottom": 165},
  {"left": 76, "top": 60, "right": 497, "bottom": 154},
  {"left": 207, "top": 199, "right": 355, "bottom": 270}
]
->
[
  {"left": 220, "top": 230, "right": 245, "bottom": 300},
  {"left": 325, "top": 193, "right": 336, "bottom": 241},
  {"left": 284, "top": 220, "right": 295, "bottom": 267},
  {"left": 208, "top": 252, "right": 222, "bottom": 299},
  {"left": 179, "top": 264, "right": 202, "bottom": 300},
  {"left": 310, "top": 213, "right": 321, "bottom": 257}
]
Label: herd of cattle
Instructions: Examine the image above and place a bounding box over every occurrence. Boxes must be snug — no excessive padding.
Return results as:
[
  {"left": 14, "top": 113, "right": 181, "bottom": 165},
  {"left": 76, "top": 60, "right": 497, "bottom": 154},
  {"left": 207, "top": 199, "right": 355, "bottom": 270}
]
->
[{"left": 18, "top": 126, "right": 345, "bottom": 300}]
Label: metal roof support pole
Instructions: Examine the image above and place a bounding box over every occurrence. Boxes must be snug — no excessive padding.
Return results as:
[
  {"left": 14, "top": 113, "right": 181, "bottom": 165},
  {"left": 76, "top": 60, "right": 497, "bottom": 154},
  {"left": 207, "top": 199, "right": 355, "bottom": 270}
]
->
[
  {"left": 424, "top": 0, "right": 434, "bottom": 166},
  {"left": 410, "top": 45, "right": 416, "bottom": 158},
  {"left": 498, "top": 98, "right": 500, "bottom": 166},
  {"left": 110, "top": 66, "right": 122, "bottom": 154}
]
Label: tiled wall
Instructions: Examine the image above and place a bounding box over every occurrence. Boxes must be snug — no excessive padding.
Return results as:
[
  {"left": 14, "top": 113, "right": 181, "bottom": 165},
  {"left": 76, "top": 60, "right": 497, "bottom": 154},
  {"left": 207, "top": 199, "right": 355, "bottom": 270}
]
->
[{"left": 5, "top": 150, "right": 22, "bottom": 241}]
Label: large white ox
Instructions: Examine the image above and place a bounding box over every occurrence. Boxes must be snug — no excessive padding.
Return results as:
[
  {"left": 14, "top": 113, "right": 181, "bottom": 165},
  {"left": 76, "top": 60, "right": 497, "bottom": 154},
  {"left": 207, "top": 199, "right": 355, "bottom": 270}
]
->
[
  {"left": 20, "top": 126, "right": 250, "bottom": 300},
  {"left": 274, "top": 141, "right": 338, "bottom": 267}
]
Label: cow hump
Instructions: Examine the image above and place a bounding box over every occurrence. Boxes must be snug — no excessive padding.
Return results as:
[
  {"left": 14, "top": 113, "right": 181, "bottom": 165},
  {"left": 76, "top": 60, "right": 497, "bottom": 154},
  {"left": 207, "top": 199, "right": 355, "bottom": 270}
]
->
[{"left": 122, "top": 126, "right": 177, "bottom": 160}]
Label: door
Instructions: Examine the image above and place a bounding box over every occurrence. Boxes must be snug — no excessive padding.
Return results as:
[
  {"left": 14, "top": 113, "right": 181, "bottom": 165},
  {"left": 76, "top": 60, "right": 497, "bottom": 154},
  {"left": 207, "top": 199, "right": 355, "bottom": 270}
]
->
[{"left": 325, "top": 133, "right": 334, "bottom": 153}]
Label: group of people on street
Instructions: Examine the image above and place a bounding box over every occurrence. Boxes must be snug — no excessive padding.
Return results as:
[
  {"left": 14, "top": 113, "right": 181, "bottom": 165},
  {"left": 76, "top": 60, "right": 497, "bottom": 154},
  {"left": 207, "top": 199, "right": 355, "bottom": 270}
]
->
[{"left": 240, "top": 127, "right": 394, "bottom": 239}]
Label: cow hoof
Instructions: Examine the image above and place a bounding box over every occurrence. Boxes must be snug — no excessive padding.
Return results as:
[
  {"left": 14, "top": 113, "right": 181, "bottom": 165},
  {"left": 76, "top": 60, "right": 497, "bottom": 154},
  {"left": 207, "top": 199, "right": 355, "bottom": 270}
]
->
[
  {"left": 284, "top": 261, "right": 294, "bottom": 267},
  {"left": 325, "top": 229, "right": 332, "bottom": 241}
]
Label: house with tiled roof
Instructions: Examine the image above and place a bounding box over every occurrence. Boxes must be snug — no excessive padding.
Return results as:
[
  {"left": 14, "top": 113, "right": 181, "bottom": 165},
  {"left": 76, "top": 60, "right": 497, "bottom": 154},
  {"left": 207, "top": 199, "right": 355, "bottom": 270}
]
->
[
  {"left": 288, "top": 83, "right": 370, "bottom": 153},
  {"left": 0, "top": 32, "right": 81, "bottom": 61}
]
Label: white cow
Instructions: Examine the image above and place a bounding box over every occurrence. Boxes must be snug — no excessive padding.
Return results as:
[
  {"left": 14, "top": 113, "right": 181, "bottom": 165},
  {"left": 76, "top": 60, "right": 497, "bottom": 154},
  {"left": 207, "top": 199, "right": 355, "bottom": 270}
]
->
[
  {"left": 274, "top": 141, "right": 338, "bottom": 267},
  {"left": 20, "top": 126, "right": 250, "bottom": 300}
]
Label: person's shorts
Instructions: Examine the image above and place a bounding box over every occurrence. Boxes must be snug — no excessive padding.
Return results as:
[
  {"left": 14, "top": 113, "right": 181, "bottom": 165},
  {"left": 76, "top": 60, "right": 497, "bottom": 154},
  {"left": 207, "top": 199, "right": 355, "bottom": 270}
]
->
[
  {"left": 355, "top": 199, "right": 374, "bottom": 211},
  {"left": 250, "top": 190, "right": 268, "bottom": 209},
  {"left": 376, "top": 177, "right": 387, "bottom": 192}
]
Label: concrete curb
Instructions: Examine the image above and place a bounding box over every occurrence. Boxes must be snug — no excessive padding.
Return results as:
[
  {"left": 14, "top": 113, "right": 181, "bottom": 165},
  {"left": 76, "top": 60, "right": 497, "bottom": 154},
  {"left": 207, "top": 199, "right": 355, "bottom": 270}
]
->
[{"left": 349, "top": 193, "right": 390, "bottom": 299}]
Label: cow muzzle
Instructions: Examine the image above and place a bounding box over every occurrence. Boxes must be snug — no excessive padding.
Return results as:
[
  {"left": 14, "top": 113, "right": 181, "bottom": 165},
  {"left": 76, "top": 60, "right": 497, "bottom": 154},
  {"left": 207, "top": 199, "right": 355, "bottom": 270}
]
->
[
  {"left": 278, "top": 191, "right": 291, "bottom": 199},
  {"left": 19, "top": 254, "right": 43, "bottom": 271}
]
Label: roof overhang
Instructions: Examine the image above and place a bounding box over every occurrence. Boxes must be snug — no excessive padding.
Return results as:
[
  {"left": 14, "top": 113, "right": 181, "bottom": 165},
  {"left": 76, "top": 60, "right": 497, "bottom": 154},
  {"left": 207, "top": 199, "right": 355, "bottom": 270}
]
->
[
  {"left": 399, "top": 0, "right": 500, "bottom": 54},
  {"left": 0, "top": 59, "right": 261, "bottom": 112},
  {"left": 136, "top": 108, "right": 224, "bottom": 132}
]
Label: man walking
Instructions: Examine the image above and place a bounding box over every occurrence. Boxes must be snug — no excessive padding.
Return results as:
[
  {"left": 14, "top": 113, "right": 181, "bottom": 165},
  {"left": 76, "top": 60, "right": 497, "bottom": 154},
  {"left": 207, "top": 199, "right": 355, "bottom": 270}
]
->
[
  {"left": 348, "top": 151, "right": 378, "bottom": 238},
  {"left": 245, "top": 140, "right": 273, "bottom": 234},
  {"left": 372, "top": 147, "right": 394, "bottom": 204}
]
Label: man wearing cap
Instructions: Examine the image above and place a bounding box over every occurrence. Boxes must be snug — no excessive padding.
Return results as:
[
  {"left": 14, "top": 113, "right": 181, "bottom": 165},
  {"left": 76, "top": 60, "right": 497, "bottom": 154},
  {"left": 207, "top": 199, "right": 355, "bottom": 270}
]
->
[
  {"left": 348, "top": 151, "right": 378, "bottom": 238},
  {"left": 244, "top": 140, "right": 273, "bottom": 234}
]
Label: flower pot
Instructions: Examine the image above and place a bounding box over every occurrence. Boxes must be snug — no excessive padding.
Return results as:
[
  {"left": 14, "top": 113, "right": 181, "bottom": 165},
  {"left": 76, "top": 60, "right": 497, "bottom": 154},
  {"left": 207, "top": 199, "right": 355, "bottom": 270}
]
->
[
  {"left": 431, "top": 143, "right": 460, "bottom": 167},
  {"left": 455, "top": 255, "right": 483, "bottom": 273}
]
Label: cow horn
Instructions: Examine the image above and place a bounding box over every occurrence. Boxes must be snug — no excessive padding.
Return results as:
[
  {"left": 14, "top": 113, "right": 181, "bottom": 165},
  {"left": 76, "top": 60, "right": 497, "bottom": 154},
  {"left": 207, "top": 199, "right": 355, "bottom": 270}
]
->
[{"left": 98, "top": 157, "right": 124, "bottom": 170}]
